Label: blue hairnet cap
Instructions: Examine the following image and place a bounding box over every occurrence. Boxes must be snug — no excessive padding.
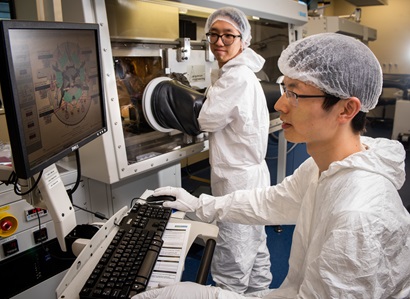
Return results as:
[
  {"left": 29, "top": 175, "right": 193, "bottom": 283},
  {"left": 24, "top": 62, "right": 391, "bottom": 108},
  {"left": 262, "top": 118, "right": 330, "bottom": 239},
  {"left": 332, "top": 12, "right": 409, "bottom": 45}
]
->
[
  {"left": 278, "top": 33, "right": 383, "bottom": 112},
  {"left": 205, "top": 7, "right": 252, "bottom": 49}
]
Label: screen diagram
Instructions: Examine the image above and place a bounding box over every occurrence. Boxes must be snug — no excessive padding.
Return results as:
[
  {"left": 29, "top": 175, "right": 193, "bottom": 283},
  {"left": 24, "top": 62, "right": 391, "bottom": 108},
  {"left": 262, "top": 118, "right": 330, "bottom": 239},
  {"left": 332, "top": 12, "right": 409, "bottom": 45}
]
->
[
  {"left": 9, "top": 28, "right": 104, "bottom": 168},
  {"left": 49, "top": 41, "right": 95, "bottom": 125}
]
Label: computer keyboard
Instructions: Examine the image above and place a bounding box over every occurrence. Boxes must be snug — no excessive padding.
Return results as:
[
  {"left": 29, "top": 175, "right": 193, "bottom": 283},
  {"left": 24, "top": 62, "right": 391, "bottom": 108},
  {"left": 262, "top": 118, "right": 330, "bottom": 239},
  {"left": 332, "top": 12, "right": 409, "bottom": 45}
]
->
[{"left": 79, "top": 203, "right": 172, "bottom": 299}]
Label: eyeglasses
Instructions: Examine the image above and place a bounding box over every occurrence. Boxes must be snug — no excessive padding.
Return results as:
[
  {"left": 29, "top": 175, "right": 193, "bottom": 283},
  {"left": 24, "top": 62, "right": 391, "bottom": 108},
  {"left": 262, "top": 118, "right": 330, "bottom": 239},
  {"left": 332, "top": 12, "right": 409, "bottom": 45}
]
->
[
  {"left": 276, "top": 76, "right": 339, "bottom": 107},
  {"left": 205, "top": 32, "right": 242, "bottom": 46},
  {"left": 283, "top": 86, "right": 329, "bottom": 107}
]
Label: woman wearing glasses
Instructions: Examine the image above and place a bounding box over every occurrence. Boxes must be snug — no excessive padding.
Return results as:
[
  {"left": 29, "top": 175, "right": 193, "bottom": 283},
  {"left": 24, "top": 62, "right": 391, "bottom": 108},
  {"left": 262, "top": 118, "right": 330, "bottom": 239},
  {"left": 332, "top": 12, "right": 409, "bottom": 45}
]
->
[{"left": 197, "top": 7, "right": 272, "bottom": 294}]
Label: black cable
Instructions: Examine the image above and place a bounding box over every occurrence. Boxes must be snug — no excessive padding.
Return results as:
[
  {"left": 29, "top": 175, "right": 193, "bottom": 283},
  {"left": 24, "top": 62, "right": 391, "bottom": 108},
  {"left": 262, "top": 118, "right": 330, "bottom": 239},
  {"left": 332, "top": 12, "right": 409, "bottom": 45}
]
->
[
  {"left": 13, "top": 170, "right": 43, "bottom": 196},
  {"left": 61, "top": 151, "right": 117, "bottom": 225},
  {"left": 67, "top": 150, "right": 81, "bottom": 199},
  {"left": 72, "top": 203, "right": 109, "bottom": 221},
  {"left": 35, "top": 209, "right": 75, "bottom": 261}
]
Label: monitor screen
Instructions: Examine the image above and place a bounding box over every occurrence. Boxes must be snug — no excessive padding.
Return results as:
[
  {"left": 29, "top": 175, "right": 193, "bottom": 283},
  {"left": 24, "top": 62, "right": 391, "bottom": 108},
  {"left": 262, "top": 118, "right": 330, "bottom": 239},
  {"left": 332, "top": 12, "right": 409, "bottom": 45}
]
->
[{"left": 0, "top": 20, "right": 107, "bottom": 179}]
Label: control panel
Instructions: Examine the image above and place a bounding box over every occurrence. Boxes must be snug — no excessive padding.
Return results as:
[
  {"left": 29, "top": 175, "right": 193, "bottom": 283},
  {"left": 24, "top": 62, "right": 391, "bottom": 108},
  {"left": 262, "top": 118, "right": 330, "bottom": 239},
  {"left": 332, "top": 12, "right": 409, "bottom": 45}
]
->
[{"left": 0, "top": 165, "right": 92, "bottom": 298}]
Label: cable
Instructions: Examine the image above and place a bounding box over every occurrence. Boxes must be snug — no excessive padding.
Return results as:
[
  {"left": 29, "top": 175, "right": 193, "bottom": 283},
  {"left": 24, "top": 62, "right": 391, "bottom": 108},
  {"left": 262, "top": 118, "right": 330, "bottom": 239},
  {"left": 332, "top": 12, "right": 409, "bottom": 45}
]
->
[
  {"left": 67, "top": 150, "right": 81, "bottom": 199},
  {"left": 35, "top": 209, "right": 75, "bottom": 261},
  {"left": 72, "top": 203, "right": 109, "bottom": 221},
  {"left": 64, "top": 151, "right": 112, "bottom": 222},
  {"left": 12, "top": 170, "right": 43, "bottom": 196},
  {"left": 55, "top": 151, "right": 111, "bottom": 222}
]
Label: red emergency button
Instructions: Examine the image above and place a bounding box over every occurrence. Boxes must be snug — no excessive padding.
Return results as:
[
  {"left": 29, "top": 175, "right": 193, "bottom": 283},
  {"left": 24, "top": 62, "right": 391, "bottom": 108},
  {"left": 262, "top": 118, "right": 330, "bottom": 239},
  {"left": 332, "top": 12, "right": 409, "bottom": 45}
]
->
[
  {"left": 0, "top": 213, "right": 18, "bottom": 238},
  {"left": 1, "top": 219, "right": 13, "bottom": 231}
]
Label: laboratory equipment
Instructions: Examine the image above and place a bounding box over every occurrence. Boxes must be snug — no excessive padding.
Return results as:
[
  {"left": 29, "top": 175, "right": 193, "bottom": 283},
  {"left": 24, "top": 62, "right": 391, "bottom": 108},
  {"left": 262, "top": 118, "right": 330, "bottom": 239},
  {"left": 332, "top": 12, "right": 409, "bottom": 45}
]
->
[
  {"left": 142, "top": 77, "right": 204, "bottom": 135},
  {"left": 73, "top": 0, "right": 306, "bottom": 190},
  {"left": 0, "top": 19, "right": 106, "bottom": 253},
  {"left": 304, "top": 16, "right": 376, "bottom": 44}
]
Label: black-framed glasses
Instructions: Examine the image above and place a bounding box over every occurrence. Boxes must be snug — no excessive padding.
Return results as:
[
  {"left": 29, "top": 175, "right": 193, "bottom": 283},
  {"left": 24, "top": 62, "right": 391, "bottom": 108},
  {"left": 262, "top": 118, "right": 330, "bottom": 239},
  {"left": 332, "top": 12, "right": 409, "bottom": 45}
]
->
[
  {"left": 276, "top": 76, "right": 339, "bottom": 107},
  {"left": 205, "top": 32, "right": 242, "bottom": 46},
  {"left": 281, "top": 85, "right": 333, "bottom": 107}
]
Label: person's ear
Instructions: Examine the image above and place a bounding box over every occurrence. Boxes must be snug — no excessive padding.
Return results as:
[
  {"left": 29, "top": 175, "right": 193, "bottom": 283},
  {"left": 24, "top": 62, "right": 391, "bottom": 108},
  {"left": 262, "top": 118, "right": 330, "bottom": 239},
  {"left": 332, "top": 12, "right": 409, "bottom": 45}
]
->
[{"left": 339, "top": 97, "right": 361, "bottom": 123}]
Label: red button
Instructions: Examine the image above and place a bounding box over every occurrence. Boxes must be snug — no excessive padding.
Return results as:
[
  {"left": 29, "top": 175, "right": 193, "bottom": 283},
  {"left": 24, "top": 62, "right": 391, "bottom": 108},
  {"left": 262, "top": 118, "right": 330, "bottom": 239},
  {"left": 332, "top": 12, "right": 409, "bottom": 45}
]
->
[{"left": 1, "top": 220, "right": 12, "bottom": 231}]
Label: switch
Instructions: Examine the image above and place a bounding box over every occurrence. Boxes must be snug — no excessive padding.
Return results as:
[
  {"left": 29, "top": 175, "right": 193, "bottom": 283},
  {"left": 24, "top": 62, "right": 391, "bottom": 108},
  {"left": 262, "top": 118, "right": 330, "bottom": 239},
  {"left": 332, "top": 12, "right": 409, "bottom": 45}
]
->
[
  {"left": 25, "top": 208, "right": 48, "bottom": 221},
  {"left": 2, "top": 239, "right": 19, "bottom": 256},
  {"left": 33, "top": 227, "right": 48, "bottom": 244}
]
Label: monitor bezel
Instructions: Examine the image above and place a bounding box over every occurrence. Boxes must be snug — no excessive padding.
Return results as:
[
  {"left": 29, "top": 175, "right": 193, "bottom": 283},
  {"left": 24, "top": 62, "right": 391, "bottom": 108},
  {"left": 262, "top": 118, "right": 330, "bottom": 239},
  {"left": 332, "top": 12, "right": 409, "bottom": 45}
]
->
[{"left": 0, "top": 20, "right": 107, "bottom": 179}]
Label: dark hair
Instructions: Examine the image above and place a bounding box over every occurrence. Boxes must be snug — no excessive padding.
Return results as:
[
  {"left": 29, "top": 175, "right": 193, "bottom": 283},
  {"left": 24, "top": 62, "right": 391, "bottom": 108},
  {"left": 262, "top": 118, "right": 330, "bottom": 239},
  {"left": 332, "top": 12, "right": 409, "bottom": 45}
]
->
[{"left": 322, "top": 95, "right": 367, "bottom": 134}]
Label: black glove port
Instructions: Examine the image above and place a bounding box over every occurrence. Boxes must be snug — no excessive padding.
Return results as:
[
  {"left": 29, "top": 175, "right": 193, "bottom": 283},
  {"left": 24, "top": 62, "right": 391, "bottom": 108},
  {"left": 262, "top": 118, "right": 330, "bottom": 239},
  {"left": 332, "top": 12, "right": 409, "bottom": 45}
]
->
[
  {"left": 143, "top": 77, "right": 282, "bottom": 135},
  {"left": 146, "top": 78, "right": 206, "bottom": 136},
  {"left": 259, "top": 80, "right": 282, "bottom": 113}
]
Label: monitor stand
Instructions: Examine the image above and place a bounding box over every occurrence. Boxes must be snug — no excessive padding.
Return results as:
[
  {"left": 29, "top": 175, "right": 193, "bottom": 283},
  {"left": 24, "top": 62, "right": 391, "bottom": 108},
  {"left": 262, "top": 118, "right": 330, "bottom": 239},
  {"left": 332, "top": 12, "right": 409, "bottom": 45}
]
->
[{"left": 37, "top": 163, "right": 77, "bottom": 252}]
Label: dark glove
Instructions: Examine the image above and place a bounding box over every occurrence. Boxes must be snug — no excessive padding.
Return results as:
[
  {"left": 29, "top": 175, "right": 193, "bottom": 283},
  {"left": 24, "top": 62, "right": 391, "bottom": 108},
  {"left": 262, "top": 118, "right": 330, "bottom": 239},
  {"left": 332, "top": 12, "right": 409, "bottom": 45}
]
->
[
  {"left": 150, "top": 78, "right": 205, "bottom": 135},
  {"left": 259, "top": 80, "right": 282, "bottom": 113}
]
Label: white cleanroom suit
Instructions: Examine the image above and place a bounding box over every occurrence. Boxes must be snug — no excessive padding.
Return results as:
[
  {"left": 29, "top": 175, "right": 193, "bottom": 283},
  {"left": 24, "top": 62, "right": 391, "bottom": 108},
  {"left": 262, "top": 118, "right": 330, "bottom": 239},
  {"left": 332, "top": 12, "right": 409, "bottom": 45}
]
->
[
  {"left": 197, "top": 47, "right": 272, "bottom": 293},
  {"left": 189, "top": 136, "right": 409, "bottom": 298}
]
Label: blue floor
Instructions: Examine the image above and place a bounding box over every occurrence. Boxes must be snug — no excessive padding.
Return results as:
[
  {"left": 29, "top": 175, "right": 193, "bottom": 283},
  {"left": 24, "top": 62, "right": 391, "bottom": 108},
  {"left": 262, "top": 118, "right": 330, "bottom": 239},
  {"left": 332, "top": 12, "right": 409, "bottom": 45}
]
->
[{"left": 180, "top": 163, "right": 294, "bottom": 289}]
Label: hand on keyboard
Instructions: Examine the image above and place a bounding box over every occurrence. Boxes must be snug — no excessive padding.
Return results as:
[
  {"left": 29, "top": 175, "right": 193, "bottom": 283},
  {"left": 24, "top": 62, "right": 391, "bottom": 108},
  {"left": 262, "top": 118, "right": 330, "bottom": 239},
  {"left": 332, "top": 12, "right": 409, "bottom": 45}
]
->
[
  {"left": 153, "top": 187, "right": 201, "bottom": 212},
  {"left": 131, "top": 281, "right": 247, "bottom": 299}
]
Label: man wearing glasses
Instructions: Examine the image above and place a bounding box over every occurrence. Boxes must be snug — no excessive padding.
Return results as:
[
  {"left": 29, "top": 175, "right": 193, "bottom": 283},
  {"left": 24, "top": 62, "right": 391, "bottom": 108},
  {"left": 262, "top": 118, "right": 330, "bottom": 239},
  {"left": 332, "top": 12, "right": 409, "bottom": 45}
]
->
[{"left": 135, "top": 32, "right": 410, "bottom": 299}]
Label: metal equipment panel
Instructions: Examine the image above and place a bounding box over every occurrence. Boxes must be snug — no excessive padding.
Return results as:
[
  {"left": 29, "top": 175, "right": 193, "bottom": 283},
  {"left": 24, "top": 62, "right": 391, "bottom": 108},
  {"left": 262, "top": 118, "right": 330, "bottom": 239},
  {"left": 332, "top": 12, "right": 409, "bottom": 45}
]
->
[{"left": 307, "top": 16, "right": 377, "bottom": 42}]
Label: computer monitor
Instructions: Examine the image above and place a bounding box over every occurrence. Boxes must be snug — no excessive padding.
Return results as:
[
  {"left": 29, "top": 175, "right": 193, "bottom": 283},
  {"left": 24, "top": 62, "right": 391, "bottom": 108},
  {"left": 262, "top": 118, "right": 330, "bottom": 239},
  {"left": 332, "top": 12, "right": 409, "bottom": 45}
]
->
[
  {"left": 0, "top": 20, "right": 107, "bottom": 251},
  {"left": 0, "top": 20, "right": 107, "bottom": 179}
]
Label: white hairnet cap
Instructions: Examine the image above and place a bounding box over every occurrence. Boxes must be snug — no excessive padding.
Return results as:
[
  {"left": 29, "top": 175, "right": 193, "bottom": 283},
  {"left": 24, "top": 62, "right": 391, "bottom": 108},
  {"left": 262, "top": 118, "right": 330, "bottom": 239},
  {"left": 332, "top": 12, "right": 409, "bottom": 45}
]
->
[
  {"left": 278, "top": 33, "right": 383, "bottom": 112},
  {"left": 205, "top": 7, "right": 252, "bottom": 48}
]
